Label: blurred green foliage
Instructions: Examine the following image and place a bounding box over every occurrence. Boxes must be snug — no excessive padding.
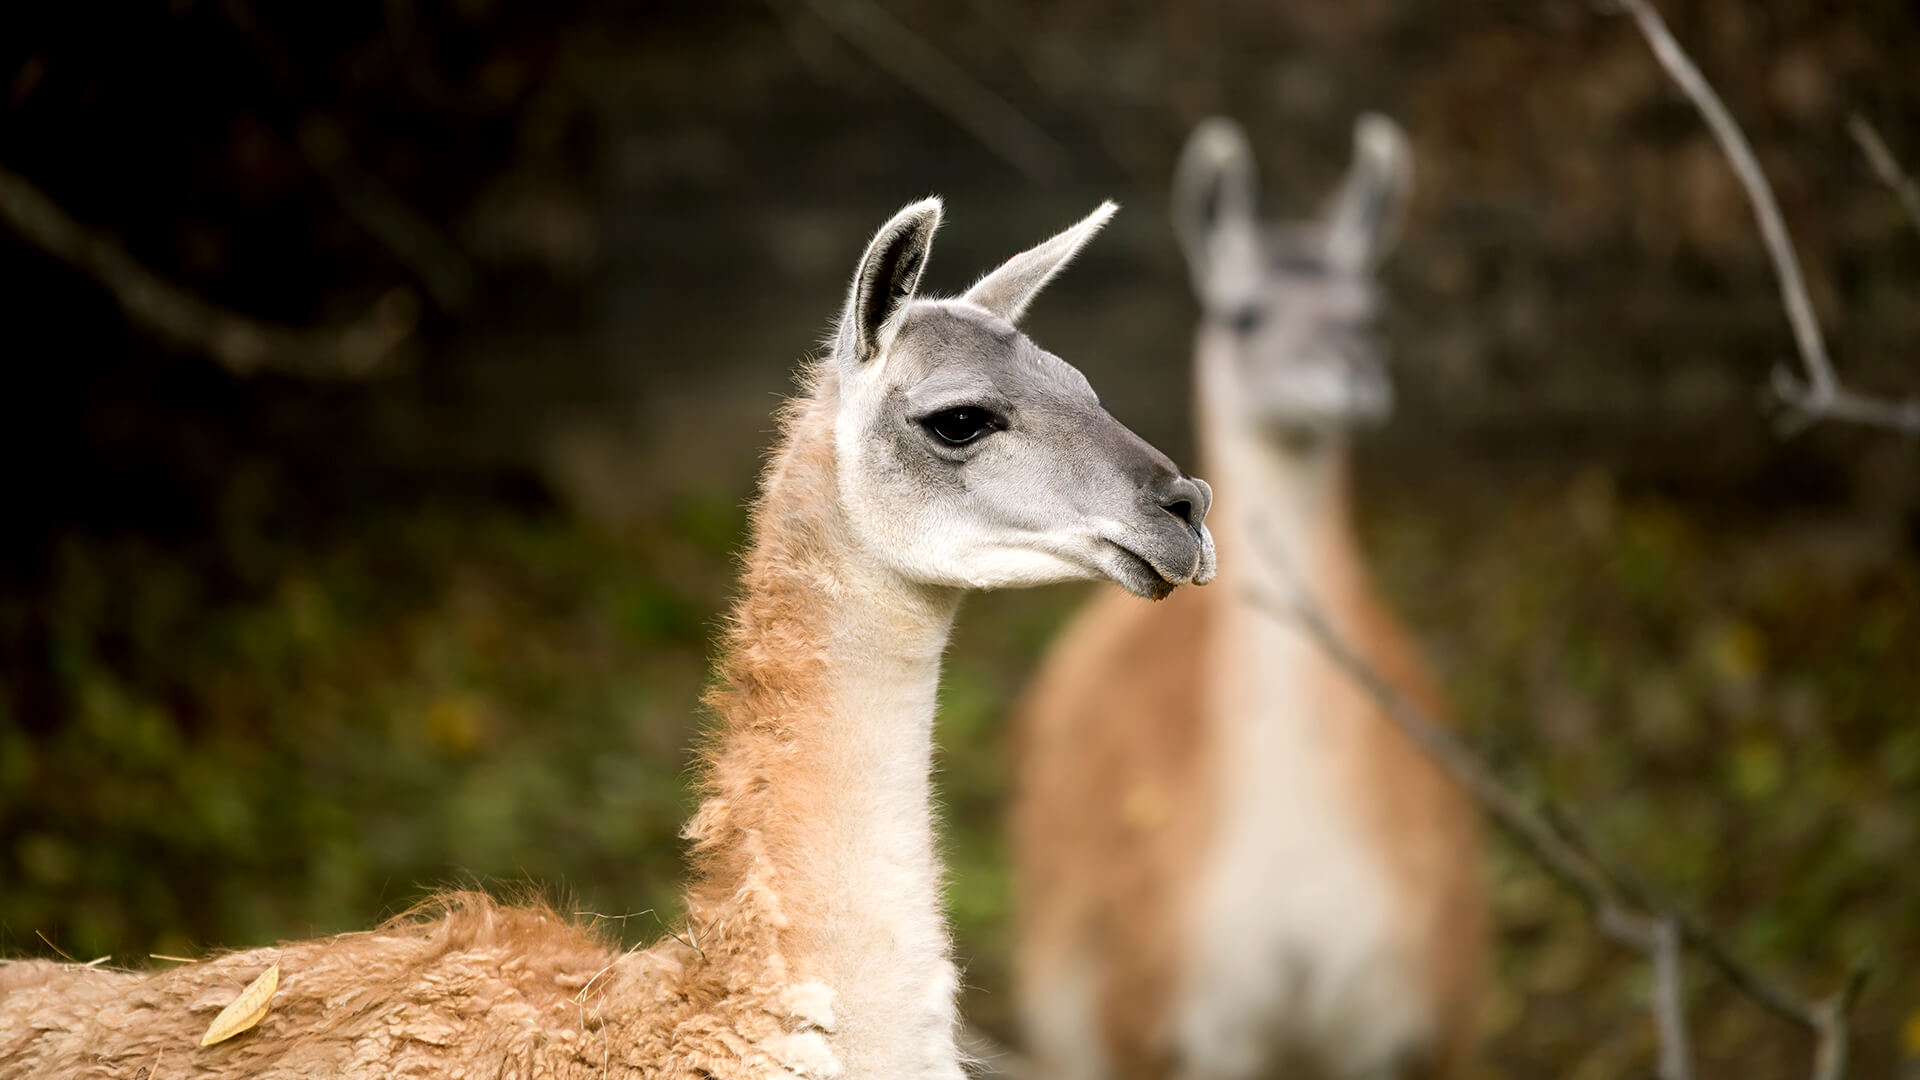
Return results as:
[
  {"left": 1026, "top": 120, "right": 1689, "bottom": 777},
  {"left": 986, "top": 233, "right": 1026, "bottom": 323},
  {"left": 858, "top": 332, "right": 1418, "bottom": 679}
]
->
[
  {"left": 1372, "top": 467, "right": 1920, "bottom": 1079},
  {"left": 2, "top": 466, "right": 1916, "bottom": 1078},
  {"left": 1, "top": 495, "right": 740, "bottom": 960}
]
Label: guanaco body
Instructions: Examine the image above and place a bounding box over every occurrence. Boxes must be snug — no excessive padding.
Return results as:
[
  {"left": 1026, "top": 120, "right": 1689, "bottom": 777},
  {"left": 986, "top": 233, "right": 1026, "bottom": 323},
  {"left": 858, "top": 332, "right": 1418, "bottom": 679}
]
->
[{"left": 1011, "top": 117, "right": 1485, "bottom": 1080}]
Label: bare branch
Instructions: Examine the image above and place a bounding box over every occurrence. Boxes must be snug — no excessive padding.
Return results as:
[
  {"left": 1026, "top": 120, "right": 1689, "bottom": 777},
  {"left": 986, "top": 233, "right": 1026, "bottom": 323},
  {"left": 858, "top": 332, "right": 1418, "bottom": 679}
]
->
[
  {"left": 0, "top": 162, "right": 417, "bottom": 379},
  {"left": 1810, "top": 966, "right": 1870, "bottom": 1080},
  {"left": 1650, "top": 916, "right": 1694, "bottom": 1080},
  {"left": 1611, "top": 0, "right": 1920, "bottom": 435},
  {"left": 784, "top": 0, "right": 1072, "bottom": 183},
  {"left": 1770, "top": 365, "right": 1920, "bottom": 436},
  {"left": 217, "top": 0, "right": 477, "bottom": 313},
  {"left": 1849, "top": 113, "right": 1920, "bottom": 243},
  {"left": 1242, "top": 520, "right": 1865, "bottom": 1079},
  {"left": 298, "top": 120, "right": 477, "bottom": 314}
]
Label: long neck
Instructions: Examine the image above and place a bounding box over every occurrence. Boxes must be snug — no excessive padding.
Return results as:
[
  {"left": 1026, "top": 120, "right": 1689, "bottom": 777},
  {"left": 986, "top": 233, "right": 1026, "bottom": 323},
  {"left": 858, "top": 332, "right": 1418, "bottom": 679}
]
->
[
  {"left": 1194, "top": 340, "right": 1366, "bottom": 608},
  {"left": 686, "top": 375, "right": 963, "bottom": 1080}
]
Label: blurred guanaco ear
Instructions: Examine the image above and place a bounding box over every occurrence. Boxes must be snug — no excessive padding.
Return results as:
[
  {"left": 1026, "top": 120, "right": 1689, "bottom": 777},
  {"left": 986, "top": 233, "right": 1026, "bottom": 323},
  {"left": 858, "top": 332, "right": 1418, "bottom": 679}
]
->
[
  {"left": 1324, "top": 113, "right": 1413, "bottom": 273},
  {"left": 1172, "top": 118, "right": 1260, "bottom": 279},
  {"left": 962, "top": 201, "right": 1117, "bottom": 325},
  {"left": 1172, "top": 118, "right": 1265, "bottom": 311}
]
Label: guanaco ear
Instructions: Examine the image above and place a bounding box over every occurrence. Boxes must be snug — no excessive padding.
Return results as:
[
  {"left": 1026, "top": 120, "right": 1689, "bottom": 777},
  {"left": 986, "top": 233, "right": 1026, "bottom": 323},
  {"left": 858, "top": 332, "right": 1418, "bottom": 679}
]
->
[
  {"left": 1324, "top": 113, "right": 1412, "bottom": 273},
  {"left": 841, "top": 197, "right": 943, "bottom": 363},
  {"left": 962, "top": 201, "right": 1117, "bottom": 325},
  {"left": 1172, "top": 118, "right": 1259, "bottom": 283}
]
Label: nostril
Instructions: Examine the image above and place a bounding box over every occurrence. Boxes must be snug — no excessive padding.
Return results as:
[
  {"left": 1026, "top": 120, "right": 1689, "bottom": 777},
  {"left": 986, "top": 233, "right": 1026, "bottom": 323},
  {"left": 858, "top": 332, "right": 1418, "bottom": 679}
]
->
[{"left": 1155, "top": 475, "right": 1212, "bottom": 531}]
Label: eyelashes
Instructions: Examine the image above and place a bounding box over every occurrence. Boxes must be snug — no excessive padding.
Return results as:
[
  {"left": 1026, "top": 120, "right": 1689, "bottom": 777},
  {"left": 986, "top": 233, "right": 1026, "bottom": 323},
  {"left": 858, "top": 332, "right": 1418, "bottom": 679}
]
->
[{"left": 920, "top": 407, "right": 1002, "bottom": 446}]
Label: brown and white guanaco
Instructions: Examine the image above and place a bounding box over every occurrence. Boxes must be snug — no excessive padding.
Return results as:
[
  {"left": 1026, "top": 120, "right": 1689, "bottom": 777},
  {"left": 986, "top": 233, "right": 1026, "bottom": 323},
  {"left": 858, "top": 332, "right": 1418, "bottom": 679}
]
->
[{"left": 1010, "top": 116, "right": 1486, "bottom": 1080}]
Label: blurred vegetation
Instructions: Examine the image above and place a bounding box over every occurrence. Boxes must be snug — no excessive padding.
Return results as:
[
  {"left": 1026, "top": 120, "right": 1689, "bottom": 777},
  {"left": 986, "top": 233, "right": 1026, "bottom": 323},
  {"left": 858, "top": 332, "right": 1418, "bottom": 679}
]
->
[
  {"left": 1370, "top": 466, "right": 1920, "bottom": 1078},
  {"left": 5, "top": 463, "right": 1915, "bottom": 1078},
  {"left": 3, "top": 1, "right": 1919, "bottom": 1078},
  {"left": 1, "top": 488, "right": 729, "bottom": 956}
]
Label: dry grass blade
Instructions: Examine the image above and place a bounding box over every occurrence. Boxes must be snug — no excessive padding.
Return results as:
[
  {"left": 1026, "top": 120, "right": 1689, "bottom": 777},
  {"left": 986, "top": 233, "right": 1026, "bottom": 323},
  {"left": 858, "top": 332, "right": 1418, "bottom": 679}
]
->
[
  {"left": 198, "top": 962, "right": 280, "bottom": 1047},
  {"left": 33, "top": 930, "right": 77, "bottom": 963}
]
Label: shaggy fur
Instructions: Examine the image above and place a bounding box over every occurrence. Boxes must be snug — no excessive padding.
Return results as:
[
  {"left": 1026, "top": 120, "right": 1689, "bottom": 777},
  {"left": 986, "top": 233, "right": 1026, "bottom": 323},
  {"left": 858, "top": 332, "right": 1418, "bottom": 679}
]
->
[{"left": 0, "top": 384, "right": 867, "bottom": 1080}]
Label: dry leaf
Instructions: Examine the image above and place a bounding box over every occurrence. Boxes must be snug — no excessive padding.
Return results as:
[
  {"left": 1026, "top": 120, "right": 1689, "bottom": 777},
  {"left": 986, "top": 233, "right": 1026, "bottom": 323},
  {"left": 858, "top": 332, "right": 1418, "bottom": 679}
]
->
[{"left": 198, "top": 963, "right": 279, "bottom": 1047}]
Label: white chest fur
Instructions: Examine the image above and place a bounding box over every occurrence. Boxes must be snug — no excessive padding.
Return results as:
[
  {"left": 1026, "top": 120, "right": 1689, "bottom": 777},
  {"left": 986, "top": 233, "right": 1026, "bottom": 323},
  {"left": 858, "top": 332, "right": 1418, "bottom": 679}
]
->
[{"left": 1170, "top": 610, "right": 1432, "bottom": 1080}]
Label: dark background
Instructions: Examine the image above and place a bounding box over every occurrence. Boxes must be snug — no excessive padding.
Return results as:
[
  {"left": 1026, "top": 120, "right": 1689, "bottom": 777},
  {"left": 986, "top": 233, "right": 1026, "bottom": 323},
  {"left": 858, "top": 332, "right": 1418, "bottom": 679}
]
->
[{"left": 1, "top": 2, "right": 1916, "bottom": 1077}]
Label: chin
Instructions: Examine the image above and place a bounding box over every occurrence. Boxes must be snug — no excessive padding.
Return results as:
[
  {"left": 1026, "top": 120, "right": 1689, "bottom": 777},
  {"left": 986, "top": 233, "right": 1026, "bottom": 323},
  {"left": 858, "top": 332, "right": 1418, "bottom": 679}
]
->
[
  {"left": 1097, "top": 541, "right": 1183, "bottom": 601},
  {"left": 1126, "top": 576, "right": 1179, "bottom": 601},
  {"left": 944, "top": 549, "right": 1102, "bottom": 591}
]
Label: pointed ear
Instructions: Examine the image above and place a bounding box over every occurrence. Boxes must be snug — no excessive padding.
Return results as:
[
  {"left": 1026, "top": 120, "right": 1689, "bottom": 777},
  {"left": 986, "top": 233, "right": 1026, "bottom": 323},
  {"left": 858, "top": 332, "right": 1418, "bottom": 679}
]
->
[
  {"left": 961, "top": 201, "right": 1117, "bottom": 324},
  {"left": 841, "top": 197, "right": 942, "bottom": 363},
  {"left": 1172, "top": 117, "right": 1259, "bottom": 278},
  {"left": 1324, "top": 113, "right": 1413, "bottom": 273}
]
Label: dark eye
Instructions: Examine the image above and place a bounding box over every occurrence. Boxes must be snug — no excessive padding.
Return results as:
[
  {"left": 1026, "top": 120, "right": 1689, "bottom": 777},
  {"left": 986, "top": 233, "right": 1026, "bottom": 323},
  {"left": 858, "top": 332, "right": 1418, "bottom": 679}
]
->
[
  {"left": 1228, "top": 304, "right": 1264, "bottom": 335},
  {"left": 922, "top": 407, "right": 999, "bottom": 446}
]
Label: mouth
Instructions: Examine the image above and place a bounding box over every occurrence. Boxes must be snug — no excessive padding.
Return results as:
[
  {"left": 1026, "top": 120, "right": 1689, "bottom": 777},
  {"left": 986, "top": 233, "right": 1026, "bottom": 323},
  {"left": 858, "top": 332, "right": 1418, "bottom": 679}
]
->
[
  {"left": 1101, "top": 529, "right": 1215, "bottom": 601},
  {"left": 1105, "top": 541, "right": 1179, "bottom": 600},
  {"left": 1253, "top": 357, "right": 1393, "bottom": 428}
]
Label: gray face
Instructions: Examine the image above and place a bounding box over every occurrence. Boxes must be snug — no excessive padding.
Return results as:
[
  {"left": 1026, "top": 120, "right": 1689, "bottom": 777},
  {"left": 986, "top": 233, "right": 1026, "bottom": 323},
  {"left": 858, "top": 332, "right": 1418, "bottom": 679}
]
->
[
  {"left": 1175, "top": 115, "right": 1413, "bottom": 434},
  {"left": 833, "top": 200, "right": 1216, "bottom": 600},
  {"left": 1209, "top": 226, "right": 1393, "bottom": 430}
]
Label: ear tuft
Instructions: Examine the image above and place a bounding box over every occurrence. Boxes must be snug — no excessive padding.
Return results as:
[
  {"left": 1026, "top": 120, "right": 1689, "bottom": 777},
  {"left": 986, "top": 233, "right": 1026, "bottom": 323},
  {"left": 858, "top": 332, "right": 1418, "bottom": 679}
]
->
[
  {"left": 842, "top": 197, "right": 943, "bottom": 363},
  {"left": 1325, "top": 113, "right": 1413, "bottom": 272},
  {"left": 961, "top": 201, "right": 1118, "bottom": 325}
]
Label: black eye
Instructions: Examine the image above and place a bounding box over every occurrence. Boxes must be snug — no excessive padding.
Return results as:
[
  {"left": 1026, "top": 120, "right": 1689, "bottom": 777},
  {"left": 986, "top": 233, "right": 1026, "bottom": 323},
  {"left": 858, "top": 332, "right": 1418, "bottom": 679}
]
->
[
  {"left": 922, "top": 407, "right": 999, "bottom": 446},
  {"left": 1228, "top": 305, "right": 1265, "bottom": 335}
]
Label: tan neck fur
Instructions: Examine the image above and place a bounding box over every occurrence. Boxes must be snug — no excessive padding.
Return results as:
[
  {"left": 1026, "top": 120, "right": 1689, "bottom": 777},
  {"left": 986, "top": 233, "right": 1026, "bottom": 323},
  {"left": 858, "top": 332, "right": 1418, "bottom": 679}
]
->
[{"left": 686, "top": 367, "right": 965, "bottom": 1080}]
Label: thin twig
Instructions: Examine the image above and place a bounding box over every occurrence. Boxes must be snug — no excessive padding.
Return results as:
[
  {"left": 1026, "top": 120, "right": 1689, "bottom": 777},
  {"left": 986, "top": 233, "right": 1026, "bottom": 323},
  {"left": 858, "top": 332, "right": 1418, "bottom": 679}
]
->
[
  {"left": 300, "top": 120, "right": 477, "bottom": 313},
  {"left": 1650, "top": 916, "right": 1694, "bottom": 1080},
  {"left": 1243, "top": 520, "right": 1866, "bottom": 1078},
  {"left": 786, "top": 0, "right": 1071, "bottom": 183},
  {"left": 961, "top": 0, "right": 1169, "bottom": 194},
  {"left": 219, "top": 0, "right": 476, "bottom": 312},
  {"left": 0, "top": 162, "right": 417, "bottom": 379},
  {"left": 1848, "top": 113, "right": 1920, "bottom": 243},
  {"left": 1810, "top": 967, "right": 1869, "bottom": 1080},
  {"left": 1612, "top": 0, "right": 1920, "bottom": 435}
]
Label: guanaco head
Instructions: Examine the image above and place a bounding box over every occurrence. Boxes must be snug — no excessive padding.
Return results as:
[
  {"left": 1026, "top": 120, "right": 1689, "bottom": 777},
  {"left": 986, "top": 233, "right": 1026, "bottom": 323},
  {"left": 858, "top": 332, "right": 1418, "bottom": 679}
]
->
[
  {"left": 1174, "top": 114, "right": 1413, "bottom": 435},
  {"left": 830, "top": 199, "right": 1215, "bottom": 601}
]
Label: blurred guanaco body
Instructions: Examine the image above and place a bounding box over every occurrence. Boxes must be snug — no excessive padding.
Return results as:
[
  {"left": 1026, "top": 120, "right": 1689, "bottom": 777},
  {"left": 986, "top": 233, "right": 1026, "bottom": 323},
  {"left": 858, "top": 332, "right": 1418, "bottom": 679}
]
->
[{"left": 1010, "top": 116, "right": 1486, "bottom": 1080}]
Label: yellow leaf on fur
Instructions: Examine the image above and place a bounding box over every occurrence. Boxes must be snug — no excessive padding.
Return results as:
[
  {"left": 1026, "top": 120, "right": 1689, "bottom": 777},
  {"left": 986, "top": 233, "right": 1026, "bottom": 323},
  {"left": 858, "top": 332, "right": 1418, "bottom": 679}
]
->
[{"left": 198, "top": 962, "right": 279, "bottom": 1047}]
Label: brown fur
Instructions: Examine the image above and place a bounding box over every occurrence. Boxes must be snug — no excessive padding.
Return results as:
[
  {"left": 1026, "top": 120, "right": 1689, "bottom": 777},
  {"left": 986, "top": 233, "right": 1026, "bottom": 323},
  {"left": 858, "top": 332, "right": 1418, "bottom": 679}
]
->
[
  {"left": 1011, "top": 583, "right": 1214, "bottom": 1080},
  {"left": 1011, "top": 469, "right": 1486, "bottom": 1078},
  {"left": 0, "top": 367, "right": 867, "bottom": 1080}
]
